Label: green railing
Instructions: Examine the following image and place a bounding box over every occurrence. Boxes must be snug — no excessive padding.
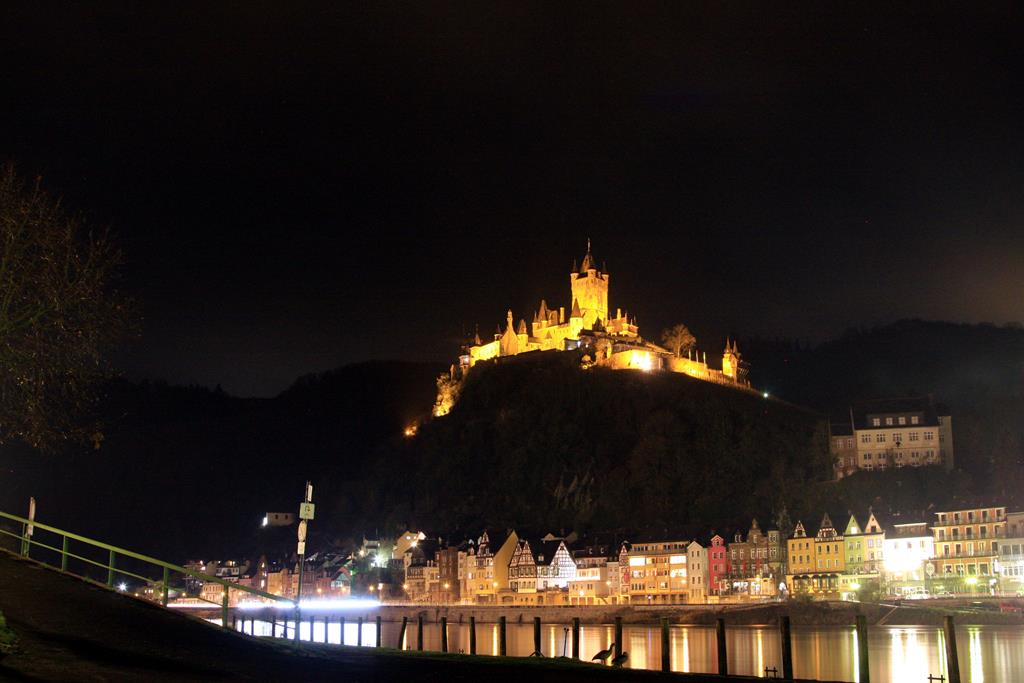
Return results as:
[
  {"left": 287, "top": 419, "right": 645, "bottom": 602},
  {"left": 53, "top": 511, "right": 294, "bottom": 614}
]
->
[{"left": 0, "top": 510, "right": 293, "bottom": 632}]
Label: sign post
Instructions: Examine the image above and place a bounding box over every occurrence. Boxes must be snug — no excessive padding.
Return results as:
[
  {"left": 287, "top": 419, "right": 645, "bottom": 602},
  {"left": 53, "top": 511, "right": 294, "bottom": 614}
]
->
[
  {"left": 22, "top": 497, "right": 36, "bottom": 556},
  {"left": 294, "top": 481, "right": 314, "bottom": 641}
]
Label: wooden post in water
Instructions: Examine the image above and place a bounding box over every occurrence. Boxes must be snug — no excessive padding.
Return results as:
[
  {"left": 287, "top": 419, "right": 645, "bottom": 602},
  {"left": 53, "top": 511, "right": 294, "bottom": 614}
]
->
[
  {"left": 357, "top": 616, "right": 363, "bottom": 647},
  {"left": 469, "top": 616, "right": 477, "bottom": 654},
  {"left": 856, "top": 614, "right": 870, "bottom": 683},
  {"left": 944, "top": 615, "right": 961, "bottom": 683},
  {"left": 398, "top": 616, "right": 408, "bottom": 649},
  {"left": 780, "top": 615, "right": 794, "bottom": 680},
  {"left": 417, "top": 615, "right": 424, "bottom": 651},
  {"left": 614, "top": 616, "right": 623, "bottom": 659},
  {"left": 716, "top": 618, "right": 728, "bottom": 676},
  {"left": 339, "top": 616, "right": 345, "bottom": 645},
  {"left": 533, "top": 616, "right": 541, "bottom": 655},
  {"left": 376, "top": 616, "right": 382, "bottom": 647},
  {"left": 499, "top": 616, "right": 507, "bottom": 656},
  {"left": 441, "top": 617, "right": 449, "bottom": 653},
  {"left": 661, "top": 617, "right": 670, "bottom": 672},
  {"left": 572, "top": 617, "right": 580, "bottom": 659}
]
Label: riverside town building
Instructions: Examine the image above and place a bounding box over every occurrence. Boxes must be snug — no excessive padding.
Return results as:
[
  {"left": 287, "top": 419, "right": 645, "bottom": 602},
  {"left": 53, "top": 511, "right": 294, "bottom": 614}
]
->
[{"left": 176, "top": 503, "right": 1024, "bottom": 609}]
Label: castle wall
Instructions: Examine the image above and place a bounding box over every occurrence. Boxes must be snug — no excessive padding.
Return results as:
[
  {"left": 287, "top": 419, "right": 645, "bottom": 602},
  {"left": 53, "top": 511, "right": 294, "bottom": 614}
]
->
[
  {"left": 606, "top": 348, "right": 662, "bottom": 372},
  {"left": 469, "top": 340, "right": 500, "bottom": 366},
  {"left": 666, "top": 356, "right": 711, "bottom": 379}
]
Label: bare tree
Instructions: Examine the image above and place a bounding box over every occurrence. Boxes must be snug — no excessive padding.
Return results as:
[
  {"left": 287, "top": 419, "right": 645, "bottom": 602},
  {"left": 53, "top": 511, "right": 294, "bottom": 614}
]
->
[
  {"left": 661, "top": 323, "right": 696, "bottom": 357},
  {"left": 0, "top": 164, "right": 130, "bottom": 450}
]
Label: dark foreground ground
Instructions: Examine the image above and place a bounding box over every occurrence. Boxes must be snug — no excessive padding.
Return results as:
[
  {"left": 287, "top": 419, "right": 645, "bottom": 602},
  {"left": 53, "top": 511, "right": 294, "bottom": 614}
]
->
[{"left": 0, "top": 552, "right": 839, "bottom": 682}]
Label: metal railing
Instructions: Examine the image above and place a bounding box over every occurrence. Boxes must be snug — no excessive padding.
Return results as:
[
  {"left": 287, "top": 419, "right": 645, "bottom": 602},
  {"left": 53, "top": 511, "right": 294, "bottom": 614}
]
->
[{"left": 0, "top": 510, "right": 292, "bottom": 631}]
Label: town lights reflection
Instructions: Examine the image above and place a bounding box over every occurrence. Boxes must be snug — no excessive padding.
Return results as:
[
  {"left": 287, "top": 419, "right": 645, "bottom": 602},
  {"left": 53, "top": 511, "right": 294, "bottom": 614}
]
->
[{"left": 236, "top": 598, "right": 381, "bottom": 611}]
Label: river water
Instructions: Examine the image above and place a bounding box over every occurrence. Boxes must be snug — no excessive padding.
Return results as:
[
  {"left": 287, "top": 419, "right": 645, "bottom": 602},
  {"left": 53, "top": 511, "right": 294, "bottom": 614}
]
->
[{"left": 230, "top": 618, "right": 1024, "bottom": 682}]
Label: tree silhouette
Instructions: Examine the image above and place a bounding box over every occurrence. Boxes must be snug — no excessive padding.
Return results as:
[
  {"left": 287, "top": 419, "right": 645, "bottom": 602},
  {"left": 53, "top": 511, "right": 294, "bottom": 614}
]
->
[
  {"left": 661, "top": 324, "right": 697, "bottom": 357},
  {"left": 0, "top": 164, "right": 130, "bottom": 450}
]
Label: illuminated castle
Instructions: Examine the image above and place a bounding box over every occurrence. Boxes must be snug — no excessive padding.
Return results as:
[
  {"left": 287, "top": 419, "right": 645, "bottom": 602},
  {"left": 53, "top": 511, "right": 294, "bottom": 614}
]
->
[{"left": 434, "top": 242, "right": 751, "bottom": 416}]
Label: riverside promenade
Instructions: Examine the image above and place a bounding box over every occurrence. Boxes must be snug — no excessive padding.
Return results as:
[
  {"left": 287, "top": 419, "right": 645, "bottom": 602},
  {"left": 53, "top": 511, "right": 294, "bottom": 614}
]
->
[{"left": 0, "top": 551, "right": 839, "bottom": 682}]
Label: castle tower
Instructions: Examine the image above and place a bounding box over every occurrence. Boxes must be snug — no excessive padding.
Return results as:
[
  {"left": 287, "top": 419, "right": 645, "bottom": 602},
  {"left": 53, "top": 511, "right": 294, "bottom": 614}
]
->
[
  {"left": 722, "top": 337, "right": 741, "bottom": 381},
  {"left": 569, "top": 239, "right": 609, "bottom": 330}
]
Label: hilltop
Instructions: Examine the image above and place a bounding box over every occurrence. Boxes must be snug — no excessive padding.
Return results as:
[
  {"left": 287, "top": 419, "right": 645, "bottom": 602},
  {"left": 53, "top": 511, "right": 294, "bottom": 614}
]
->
[{"left": 382, "top": 353, "right": 830, "bottom": 537}]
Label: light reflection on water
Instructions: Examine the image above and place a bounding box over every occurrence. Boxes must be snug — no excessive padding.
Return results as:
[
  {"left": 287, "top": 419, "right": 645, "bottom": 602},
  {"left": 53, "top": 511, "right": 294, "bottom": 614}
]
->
[{"left": 226, "top": 617, "right": 1024, "bottom": 682}]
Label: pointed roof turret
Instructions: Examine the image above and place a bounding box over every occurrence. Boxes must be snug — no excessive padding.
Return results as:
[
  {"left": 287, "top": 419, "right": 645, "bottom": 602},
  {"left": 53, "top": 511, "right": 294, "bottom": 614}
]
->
[
  {"left": 570, "top": 298, "right": 582, "bottom": 319},
  {"left": 817, "top": 513, "right": 839, "bottom": 540},
  {"left": 793, "top": 521, "right": 806, "bottom": 538},
  {"left": 517, "top": 319, "right": 527, "bottom": 335},
  {"left": 538, "top": 299, "right": 549, "bottom": 321},
  {"left": 474, "top": 325, "right": 481, "bottom": 346},
  {"left": 579, "top": 239, "right": 597, "bottom": 272}
]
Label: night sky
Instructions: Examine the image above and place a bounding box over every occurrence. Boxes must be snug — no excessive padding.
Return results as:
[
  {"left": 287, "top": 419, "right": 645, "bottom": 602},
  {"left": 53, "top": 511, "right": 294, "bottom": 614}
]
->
[{"left": 3, "top": 4, "right": 1022, "bottom": 396}]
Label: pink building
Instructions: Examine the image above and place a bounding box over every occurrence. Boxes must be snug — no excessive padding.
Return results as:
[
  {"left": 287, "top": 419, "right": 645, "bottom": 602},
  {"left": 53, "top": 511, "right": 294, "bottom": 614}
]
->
[{"left": 708, "top": 534, "right": 729, "bottom": 595}]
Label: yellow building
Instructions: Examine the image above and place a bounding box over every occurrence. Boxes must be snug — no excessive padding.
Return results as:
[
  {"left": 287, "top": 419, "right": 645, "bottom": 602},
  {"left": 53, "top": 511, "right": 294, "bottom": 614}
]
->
[
  {"left": 435, "top": 242, "right": 752, "bottom": 416},
  {"left": 813, "top": 513, "right": 846, "bottom": 576},
  {"left": 787, "top": 515, "right": 846, "bottom": 597},
  {"left": 461, "top": 529, "right": 519, "bottom": 604},
  {"left": 786, "top": 521, "right": 814, "bottom": 593}
]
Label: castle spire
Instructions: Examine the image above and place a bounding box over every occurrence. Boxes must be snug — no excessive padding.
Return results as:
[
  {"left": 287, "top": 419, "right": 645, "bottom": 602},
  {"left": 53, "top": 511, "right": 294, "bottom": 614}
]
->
[
  {"left": 570, "top": 298, "right": 582, "bottom": 319},
  {"left": 579, "top": 239, "right": 597, "bottom": 272}
]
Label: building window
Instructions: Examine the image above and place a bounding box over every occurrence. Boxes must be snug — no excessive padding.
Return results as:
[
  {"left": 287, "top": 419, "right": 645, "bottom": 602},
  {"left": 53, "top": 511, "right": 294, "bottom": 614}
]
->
[
  {"left": 910, "top": 432, "right": 919, "bottom": 441},
  {"left": 872, "top": 418, "right": 880, "bottom": 427},
  {"left": 876, "top": 434, "right": 886, "bottom": 443},
  {"left": 898, "top": 416, "right": 906, "bottom": 425},
  {"left": 885, "top": 417, "right": 893, "bottom": 425},
  {"left": 924, "top": 431, "right": 935, "bottom": 441},
  {"left": 861, "top": 435, "right": 871, "bottom": 444},
  {"left": 911, "top": 416, "right": 919, "bottom": 425}
]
